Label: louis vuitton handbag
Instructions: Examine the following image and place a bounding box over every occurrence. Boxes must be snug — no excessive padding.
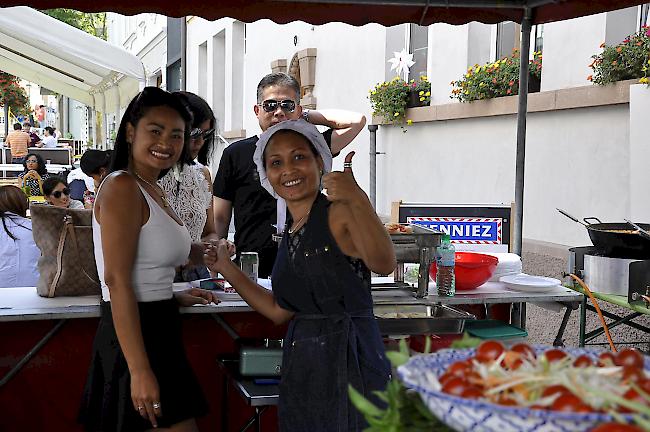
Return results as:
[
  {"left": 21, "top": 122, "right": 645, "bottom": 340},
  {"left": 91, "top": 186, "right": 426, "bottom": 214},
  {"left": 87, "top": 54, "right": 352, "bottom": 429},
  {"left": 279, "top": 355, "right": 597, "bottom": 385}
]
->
[{"left": 30, "top": 204, "right": 101, "bottom": 297}]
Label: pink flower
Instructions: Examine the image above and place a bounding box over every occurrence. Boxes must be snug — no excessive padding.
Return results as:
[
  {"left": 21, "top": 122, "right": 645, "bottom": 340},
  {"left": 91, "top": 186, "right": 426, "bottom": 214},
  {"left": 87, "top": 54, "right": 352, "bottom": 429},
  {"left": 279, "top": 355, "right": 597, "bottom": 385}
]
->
[{"left": 646, "top": 28, "right": 650, "bottom": 37}]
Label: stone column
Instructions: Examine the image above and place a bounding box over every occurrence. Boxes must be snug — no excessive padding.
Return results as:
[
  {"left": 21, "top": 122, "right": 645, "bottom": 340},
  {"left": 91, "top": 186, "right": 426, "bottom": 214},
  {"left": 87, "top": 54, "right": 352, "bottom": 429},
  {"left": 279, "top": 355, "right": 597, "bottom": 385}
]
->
[
  {"left": 270, "top": 59, "right": 287, "bottom": 74},
  {"left": 297, "top": 48, "right": 317, "bottom": 109}
]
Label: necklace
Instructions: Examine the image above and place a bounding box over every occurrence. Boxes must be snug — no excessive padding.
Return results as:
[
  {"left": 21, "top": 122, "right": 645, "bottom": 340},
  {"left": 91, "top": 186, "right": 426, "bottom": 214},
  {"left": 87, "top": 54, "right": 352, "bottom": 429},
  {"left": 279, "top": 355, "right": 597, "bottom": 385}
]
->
[
  {"left": 133, "top": 171, "right": 170, "bottom": 208},
  {"left": 288, "top": 211, "right": 310, "bottom": 235}
]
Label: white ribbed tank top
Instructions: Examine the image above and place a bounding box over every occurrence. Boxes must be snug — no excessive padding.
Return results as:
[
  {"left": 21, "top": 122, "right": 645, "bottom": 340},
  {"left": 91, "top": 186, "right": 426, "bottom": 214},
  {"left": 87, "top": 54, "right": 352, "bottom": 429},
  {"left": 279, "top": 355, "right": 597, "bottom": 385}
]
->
[{"left": 93, "top": 175, "right": 191, "bottom": 302}]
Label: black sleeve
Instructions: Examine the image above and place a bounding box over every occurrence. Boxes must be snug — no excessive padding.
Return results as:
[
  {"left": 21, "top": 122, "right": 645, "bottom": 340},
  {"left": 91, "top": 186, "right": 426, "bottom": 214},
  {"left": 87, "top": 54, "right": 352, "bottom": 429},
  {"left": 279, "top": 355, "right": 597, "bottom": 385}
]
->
[
  {"left": 213, "top": 147, "right": 234, "bottom": 201},
  {"left": 320, "top": 128, "right": 339, "bottom": 157}
]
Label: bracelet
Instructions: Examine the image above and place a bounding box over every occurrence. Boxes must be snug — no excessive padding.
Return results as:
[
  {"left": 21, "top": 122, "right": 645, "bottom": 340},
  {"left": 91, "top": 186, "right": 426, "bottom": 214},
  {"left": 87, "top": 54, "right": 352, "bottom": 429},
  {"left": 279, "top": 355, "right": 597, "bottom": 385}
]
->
[{"left": 301, "top": 109, "right": 310, "bottom": 122}]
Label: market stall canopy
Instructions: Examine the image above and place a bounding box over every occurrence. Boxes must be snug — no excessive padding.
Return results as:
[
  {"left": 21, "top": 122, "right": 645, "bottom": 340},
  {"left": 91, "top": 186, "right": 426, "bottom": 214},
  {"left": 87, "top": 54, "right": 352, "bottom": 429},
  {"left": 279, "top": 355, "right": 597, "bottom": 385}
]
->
[
  {"left": 0, "top": 7, "right": 145, "bottom": 109},
  {"left": 0, "top": 0, "right": 647, "bottom": 26}
]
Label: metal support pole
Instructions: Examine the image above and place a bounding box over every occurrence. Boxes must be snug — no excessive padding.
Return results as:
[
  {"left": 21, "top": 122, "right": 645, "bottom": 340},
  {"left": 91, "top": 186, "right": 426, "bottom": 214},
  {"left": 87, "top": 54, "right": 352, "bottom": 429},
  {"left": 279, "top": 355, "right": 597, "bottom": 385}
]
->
[
  {"left": 368, "top": 124, "right": 378, "bottom": 209},
  {"left": 512, "top": 8, "right": 533, "bottom": 257},
  {"left": 181, "top": 17, "right": 187, "bottom": 92}
]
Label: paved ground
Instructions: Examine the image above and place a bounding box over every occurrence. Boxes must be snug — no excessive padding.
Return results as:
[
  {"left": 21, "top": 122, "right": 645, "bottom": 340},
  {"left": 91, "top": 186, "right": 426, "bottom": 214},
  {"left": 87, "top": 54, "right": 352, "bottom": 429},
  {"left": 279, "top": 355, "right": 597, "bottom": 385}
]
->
[{"left": 522, "top": 249, "right": 650, "bottom": 352}]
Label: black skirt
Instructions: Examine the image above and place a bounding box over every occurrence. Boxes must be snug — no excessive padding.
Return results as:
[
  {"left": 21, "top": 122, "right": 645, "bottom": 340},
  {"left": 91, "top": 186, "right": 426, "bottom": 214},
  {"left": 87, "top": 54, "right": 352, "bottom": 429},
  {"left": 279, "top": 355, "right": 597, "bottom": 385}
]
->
[{"left": 78, "top": 299, "right": 208, "bottom": 431}]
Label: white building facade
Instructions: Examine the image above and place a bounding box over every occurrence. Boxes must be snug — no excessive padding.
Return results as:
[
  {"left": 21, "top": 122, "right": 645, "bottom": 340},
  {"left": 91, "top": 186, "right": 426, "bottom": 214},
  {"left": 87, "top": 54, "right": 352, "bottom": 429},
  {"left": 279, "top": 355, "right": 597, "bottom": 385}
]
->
[{"left": 106, "top": 5, "right": 650, "bottom": 252}]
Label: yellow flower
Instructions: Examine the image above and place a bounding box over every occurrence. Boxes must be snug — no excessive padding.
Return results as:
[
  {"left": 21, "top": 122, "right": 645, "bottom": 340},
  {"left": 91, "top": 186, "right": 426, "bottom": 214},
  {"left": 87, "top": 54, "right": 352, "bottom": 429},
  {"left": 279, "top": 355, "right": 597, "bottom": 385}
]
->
[
  {"left": 640, "top": 77, "right": 650, "bottom": 84},
  {"left": 421, "top": 76, "right": 428, "bottom": 81},
  {"left": 648, "top": 59, "right": 650, "bottom": 65},
  {"left": 394, "top": 112, "right": 399, "bottom": 117},
  {"left": 425, "top": 91, "right": 430, "bottom": 96},
  {"left": 465, "top": 73, "right": 471, "bottom": 78},
  {"left": 419, "top": 97, "right": 425, "bottom": 101},
  {"left": 419, "top": 90, "right": 424, "bottom": 96},
  {"left": 406, "top": 119, "right": 413, "bottom": 125}
]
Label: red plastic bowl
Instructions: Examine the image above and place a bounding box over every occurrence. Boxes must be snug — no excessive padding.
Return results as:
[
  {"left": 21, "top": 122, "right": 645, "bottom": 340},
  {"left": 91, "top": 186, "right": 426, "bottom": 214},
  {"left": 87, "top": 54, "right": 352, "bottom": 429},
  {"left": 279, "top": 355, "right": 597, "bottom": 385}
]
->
[{"left": 429, "top": 252, "right": 499, "bottom": 291}]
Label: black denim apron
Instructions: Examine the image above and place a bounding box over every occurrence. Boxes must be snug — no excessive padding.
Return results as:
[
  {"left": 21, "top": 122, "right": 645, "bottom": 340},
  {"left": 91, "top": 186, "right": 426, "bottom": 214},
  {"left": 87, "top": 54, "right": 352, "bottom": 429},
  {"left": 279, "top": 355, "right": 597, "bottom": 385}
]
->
[{"left": 272, "top": 194, "right": 390, "bottom": 432}]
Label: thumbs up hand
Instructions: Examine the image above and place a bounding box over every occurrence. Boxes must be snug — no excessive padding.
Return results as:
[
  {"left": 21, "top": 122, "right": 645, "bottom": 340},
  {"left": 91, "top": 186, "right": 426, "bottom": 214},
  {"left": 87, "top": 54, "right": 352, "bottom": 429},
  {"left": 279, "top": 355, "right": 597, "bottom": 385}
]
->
[{"left": 321, "top": 151, "right": 365, "bottom": 204}]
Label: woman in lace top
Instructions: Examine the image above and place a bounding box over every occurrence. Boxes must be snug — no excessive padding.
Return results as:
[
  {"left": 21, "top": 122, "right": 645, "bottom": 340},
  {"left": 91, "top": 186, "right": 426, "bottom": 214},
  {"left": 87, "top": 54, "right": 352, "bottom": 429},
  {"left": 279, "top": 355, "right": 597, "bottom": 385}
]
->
[{"left": 159, "top": 92, "right": 219, "bottom": 280}]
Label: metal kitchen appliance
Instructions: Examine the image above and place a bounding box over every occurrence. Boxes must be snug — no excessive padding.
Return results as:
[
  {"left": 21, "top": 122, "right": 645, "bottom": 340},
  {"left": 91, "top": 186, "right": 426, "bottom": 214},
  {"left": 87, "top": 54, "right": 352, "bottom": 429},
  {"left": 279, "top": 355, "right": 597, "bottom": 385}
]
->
[
  {"left": 389, "top": 223, "right": 442, "bottom": 298},
  {"left": 568, "top": 246, "right": 650, "bottom": 306}
]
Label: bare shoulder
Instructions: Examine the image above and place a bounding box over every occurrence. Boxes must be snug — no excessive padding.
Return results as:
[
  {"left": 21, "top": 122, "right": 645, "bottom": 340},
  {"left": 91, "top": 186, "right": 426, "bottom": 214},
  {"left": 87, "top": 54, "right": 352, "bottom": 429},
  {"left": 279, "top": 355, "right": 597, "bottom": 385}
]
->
[
  {"left": 199, "top": 165, "right": 213, "bottom": 189},
  {"left": 95, "top": 171, "right": 142, "bottom": 221}
]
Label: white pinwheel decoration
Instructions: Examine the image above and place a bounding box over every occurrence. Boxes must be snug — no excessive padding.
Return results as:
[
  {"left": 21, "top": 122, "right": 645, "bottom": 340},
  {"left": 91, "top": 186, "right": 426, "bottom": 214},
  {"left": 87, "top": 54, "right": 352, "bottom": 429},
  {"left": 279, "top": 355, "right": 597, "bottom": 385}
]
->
[{"left": 388, "top": 49, "right": 415, "bottom": 79}]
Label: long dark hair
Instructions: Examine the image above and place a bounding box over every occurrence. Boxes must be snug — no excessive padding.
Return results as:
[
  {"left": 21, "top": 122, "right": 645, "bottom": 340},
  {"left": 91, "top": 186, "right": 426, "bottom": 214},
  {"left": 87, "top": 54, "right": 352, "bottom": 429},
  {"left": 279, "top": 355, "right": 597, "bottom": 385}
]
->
[
  {"left": 173, "top": 91, "right": 216, "bottom": 166},
  {"left": 0, "top": 186, "right": 30, "bottom": 240},
  {"left": 22, "top": 153, "right": 47, "bottom": 176},
  {"left": 109, "top": 87, "right": 194, "bottom": 179}
]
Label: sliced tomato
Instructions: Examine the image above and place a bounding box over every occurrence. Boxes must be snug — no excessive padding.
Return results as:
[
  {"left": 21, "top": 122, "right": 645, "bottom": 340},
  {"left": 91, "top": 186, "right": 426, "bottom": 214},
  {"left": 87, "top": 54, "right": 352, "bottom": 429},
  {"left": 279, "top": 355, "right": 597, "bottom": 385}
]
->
[
  {"left": 598, "top": 351, "right": 617, "bottom": 367},
  {"left": 550, "top": 393, "right": 592, "bottom": 413},
  {"left": 542, "top": 348, "right": 569, "bottom": 363},
  {"left": 620, "top": 388, "right": 650, "bottom": 413},
  {"left": 622, "top": 366, "right": 646, "bottom": 382},
  {"left": 616, "top": 348, "right": 645, "bottom": 370},
  {"left": 447, "top": 360, "right": 472, "bottom": 377},
  {"left": 460, "top": 386, "right": 484, "bottom": 399},
  {"left": 475, "top": 340, "right": 506, "bottom": 363},
  {"left": 437, "top": 372, "right": 456, "bottom": 386},
  {"left": 573, "top": 354, "right": 593, "bottom": 368},
  {"left": 510, "top": 343, "right": 536, "bottom": 360},
  {"left": 590, "top": 425, "right": 644, "bottom": 432},
  {"left": 541, "top": 384, "right": 571, "bottom": 399},
  {"left": 442, "top": 377, "right": 470, "bottom": 396}
]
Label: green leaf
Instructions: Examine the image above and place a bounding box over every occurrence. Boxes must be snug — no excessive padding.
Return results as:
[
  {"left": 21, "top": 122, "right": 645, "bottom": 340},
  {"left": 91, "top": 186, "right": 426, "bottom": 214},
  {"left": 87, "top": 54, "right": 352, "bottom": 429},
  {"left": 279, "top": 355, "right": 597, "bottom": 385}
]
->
[
  {"left": 348, "top": 384, "right": 384, "bottom": 417},
  {"left": 386, "top": 351, "right": 410, "bottom": 367}
]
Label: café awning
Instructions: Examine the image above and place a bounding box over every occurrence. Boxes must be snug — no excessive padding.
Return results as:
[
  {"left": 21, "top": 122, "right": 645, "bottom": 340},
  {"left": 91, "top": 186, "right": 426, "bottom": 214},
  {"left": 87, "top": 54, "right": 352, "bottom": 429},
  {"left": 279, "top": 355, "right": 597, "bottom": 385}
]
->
[
  {"left": 0, "top": 0, "right": 646, "bottom": 26},
  {"left": 0, "top": 6, "right": 146, "bottom": 109}
]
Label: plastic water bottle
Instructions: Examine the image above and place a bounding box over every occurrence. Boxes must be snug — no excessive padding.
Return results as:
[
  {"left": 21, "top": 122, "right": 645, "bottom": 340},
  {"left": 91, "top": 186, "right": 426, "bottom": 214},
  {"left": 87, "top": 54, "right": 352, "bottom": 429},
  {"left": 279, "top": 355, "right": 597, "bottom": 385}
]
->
[{"left": 436, "top": 234, "right": 456, "bottom": 296}]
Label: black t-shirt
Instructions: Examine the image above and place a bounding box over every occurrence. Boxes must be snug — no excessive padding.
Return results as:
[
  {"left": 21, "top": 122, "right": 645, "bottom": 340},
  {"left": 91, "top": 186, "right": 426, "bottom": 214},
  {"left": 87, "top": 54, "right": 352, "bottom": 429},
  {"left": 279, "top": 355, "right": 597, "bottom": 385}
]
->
[{"left": 213, "top": 129, "right": 333, "bottom": 278}]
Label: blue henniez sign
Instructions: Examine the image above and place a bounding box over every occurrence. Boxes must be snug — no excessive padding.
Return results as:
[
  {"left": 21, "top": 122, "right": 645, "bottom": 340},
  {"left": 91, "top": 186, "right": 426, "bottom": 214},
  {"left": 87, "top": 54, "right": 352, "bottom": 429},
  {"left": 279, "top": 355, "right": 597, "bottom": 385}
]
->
[{"left": 407, "top": 217, "right": 503, "bottom": 244}]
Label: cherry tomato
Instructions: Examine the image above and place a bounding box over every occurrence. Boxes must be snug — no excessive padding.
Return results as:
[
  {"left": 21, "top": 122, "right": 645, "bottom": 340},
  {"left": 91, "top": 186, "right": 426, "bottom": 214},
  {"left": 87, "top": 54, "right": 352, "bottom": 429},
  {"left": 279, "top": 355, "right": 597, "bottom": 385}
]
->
[
  {"left": 442, "top": 377, "right": 470, "bottom": 396},
  {"left": 464, "top": 370, "right": 482, "bottom": 387},
  {"left": 496, "top": 395, "right": 518, "bottom": 406},
  {"left": 447, "top": 360, "right": 472, "bottom": 377},
  {"left": 616, "top": 348, "right": 645, "bottom": 370},
  {"left": 541, "top": 384, "right": 571, "bottom": 399},
  {"left": 637, "top": 377, "right": 650, "bottom": 395},
  {"left": 551, "top": 393, "right": 592, "bottom": 413},
  {"left": 460, "top": 386, "right": 484, "bottom": 399},
  {"left": 590, "top": 424, "right": 644, "bottom": 432},
  {"left": 573, "top": 355, "right": 593, "bottom": 368},
  {"left": 598, "top": 352, "right": 617, "bottom": 367},
  {"left": 542, "top": 349, "right": 568, "bottom": 363},
  {"left": 475, "top": 340, "right": 506, "bottom": 363},
  {"left": 510, "top": 343, "right": 536, "bottom": 360}
]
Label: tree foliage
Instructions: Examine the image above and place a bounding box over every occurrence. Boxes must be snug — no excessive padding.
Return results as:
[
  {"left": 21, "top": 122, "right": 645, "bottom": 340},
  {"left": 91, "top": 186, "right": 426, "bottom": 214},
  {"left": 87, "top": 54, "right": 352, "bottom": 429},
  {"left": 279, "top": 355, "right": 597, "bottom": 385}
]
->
[
  {"left": 0, "top": 72, "right": 31, "bottom": 116},
  {"left": 42, "top": 9, "right": 107, "bottom": 40}
]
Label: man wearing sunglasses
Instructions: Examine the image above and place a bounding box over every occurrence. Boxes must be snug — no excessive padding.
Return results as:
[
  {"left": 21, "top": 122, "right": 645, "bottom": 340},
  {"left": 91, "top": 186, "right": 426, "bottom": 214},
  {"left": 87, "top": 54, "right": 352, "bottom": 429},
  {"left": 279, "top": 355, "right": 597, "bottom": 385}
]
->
[{"left": 213, "top": 72, "right": 366, "bottom": 278}]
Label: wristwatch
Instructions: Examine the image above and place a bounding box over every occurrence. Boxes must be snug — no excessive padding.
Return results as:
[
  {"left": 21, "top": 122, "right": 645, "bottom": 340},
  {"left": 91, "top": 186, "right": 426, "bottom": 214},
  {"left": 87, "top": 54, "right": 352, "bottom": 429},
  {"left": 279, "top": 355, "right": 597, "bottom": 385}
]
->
[{"left": 301, "top": 109, "right": 311, "bottom": 122}]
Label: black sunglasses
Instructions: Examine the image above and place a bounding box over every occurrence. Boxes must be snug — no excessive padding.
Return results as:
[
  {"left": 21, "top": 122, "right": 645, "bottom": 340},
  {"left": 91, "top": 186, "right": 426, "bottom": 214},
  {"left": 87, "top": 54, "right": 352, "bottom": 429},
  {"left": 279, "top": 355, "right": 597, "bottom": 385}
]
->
[
  {"left": 51, "top": 188, "right": 70, "bottom": 198},
  {"left": 26, "top": 159, "right": 38, "bottom": 164},
  {"left": 259, "top": 99, "right": 297, "bottom": 113},
  {"left": 190, "top": 128, "right": 215, "bottom": 141}
]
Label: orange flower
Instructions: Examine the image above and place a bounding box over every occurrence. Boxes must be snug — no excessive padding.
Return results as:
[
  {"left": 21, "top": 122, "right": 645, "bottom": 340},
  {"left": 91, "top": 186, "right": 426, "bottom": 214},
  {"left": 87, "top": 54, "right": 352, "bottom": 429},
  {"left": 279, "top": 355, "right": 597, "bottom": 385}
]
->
[
  {"left": 637, "top": 42, "right": 643, "bottom": 46},
  {"left": 587, "top": 75, "right": 593, "bottom": 81},
  {"left": 616, "top": 47, "right": 623, "bottom": 53},
  {"left": 612, "top": 60, "right": 618, "bottom": 66},
  {"left": 599, "top": 42, "right": 605, "bottom": 48},
  {"left": 507, "top": 89, "right": 512, "bottom": 95},
  {"left": 588, "top": 61, "right": 595, "bottom": 68},
  {"left": 508, "top": 80, "right": 514, "bottom": 86}
]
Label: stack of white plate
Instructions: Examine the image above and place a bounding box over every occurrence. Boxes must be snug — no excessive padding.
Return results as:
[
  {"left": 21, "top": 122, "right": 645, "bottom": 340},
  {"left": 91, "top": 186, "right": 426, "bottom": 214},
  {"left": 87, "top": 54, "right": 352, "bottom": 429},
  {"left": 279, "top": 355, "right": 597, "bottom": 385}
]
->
[{"left": 483, "top": 252, "right": 523, "bottom": 282}]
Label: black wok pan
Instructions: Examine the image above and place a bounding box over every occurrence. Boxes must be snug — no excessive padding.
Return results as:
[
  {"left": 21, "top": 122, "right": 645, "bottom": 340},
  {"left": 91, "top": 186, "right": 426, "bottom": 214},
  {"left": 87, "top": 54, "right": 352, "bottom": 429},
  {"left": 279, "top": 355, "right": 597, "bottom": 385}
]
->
[{"left": 557, "top": 209, "right": 650, "bottom": 257}]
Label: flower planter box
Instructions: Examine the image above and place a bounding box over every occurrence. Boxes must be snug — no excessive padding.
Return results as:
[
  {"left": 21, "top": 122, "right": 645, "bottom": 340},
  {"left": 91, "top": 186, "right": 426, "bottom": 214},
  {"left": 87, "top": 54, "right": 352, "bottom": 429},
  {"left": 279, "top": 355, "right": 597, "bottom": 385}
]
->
[
  {"left": 407, "top": 90, "right": 428, "bottom": 108},
  {"left": 528, "top": 74, "right": 541, "bottom": 93}
]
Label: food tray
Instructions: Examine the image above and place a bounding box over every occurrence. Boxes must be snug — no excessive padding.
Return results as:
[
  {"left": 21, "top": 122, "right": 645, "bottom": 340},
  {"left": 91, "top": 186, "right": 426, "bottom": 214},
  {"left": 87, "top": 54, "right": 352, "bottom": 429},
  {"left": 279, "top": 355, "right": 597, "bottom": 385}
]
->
[{"left": 374, "top": 304, "right": 474, "bottom": 335}]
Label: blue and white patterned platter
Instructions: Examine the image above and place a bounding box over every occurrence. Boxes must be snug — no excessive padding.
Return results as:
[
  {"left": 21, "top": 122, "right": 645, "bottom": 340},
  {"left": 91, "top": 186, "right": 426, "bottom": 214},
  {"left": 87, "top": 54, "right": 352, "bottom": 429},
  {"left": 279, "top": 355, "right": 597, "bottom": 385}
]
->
[{"left": 397, "top": 346, "right": 647, "bottom": 432}]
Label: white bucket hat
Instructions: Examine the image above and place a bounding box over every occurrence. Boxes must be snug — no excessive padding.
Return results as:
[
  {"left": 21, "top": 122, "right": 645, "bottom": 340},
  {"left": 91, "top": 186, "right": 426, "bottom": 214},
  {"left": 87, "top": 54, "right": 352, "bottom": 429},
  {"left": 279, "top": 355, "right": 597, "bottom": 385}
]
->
[
  {"left": 253, "top": 119, "right": 333, "bottom": 233},
  {"left": 253, "top": 119, "right": 332, "bottom": 198}
]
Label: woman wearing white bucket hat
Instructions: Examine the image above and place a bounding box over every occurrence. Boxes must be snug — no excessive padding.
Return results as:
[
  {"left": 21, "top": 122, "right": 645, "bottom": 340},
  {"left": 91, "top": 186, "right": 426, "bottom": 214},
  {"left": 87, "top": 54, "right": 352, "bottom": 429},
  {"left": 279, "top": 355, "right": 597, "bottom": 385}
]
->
[{"left": 205, "top": 119, "right": 396, "bottom": 431}]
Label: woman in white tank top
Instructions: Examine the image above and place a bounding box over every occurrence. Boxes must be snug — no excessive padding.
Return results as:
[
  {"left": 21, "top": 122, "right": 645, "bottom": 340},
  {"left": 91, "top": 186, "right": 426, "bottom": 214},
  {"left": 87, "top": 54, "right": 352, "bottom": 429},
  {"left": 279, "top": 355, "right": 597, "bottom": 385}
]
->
[{"left": 79, "top": 87, "right": 218, "bottom": 432}]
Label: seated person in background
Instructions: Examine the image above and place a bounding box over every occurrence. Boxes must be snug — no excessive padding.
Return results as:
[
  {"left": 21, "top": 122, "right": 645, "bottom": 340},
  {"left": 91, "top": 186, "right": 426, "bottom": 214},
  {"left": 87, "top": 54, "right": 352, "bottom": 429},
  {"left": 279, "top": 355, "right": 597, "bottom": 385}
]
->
[
  {"left": 5, "top": 123, "right": 30, "bottom": 163},
  {"left": 22, "top": 123, "right": 42, "bottom": 148},
  {"left": 78, "top": 149, "right": 112, "bottom": 208},
  {"left": 18, "top": 153, "right": 50, "bottom": 196},
  {"left": 41, "top": 127, "right": 57, "bottom": 148},
  {"left": 42, "top": 176, "right": 84, "bottom": 209},
  {"left": 0, "top": 186, "right": 40, "bottom": 288}
]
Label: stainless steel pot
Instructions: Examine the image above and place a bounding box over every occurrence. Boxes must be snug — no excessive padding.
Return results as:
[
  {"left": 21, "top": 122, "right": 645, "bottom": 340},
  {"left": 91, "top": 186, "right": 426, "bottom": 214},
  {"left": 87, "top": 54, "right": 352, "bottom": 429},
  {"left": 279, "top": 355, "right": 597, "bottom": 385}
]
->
[{"left": 583, "top": 253, "right": 642, "bottom": 296}]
